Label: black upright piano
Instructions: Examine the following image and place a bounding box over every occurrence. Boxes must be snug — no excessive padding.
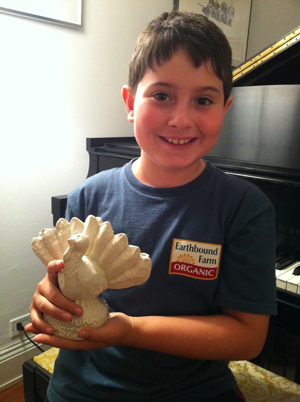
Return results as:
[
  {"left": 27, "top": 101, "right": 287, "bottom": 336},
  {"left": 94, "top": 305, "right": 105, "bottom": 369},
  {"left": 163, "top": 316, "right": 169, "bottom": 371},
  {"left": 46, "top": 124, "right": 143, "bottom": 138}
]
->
[{"left": 52, "top": 26, "right": 300, "bottom": 382}]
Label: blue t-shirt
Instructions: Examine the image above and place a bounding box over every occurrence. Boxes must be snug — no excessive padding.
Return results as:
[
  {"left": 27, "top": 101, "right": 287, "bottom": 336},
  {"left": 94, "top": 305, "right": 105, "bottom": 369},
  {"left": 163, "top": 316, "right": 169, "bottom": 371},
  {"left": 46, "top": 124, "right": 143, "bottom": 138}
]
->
[{"left": 48, "top": 160, "right": 277, "bottom": 402}]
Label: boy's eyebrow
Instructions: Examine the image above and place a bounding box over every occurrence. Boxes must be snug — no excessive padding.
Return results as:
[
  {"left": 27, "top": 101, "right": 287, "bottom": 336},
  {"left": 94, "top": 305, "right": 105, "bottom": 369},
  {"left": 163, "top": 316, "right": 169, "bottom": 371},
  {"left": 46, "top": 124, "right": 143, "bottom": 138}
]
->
[
  {"left": 197, "top": 86, "right": 223, "bottom": 94},
  {"left": 149, "top": 81, "right": 222, "bottom": 94}
]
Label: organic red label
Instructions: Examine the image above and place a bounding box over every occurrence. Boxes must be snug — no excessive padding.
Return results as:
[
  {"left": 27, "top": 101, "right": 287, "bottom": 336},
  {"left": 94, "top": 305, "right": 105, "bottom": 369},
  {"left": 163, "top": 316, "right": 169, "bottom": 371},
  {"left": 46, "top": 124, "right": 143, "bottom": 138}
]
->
[{"left": 169, "top": 239, "right": 221, "bottom": 280}]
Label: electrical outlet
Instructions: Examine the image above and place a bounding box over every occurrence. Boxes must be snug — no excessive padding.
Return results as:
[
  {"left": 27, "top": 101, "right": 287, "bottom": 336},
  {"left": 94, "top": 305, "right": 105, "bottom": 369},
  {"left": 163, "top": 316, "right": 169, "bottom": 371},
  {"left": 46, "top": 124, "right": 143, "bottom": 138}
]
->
[{"left": 10, "top": 313, "right": 31, "bottom": 337}]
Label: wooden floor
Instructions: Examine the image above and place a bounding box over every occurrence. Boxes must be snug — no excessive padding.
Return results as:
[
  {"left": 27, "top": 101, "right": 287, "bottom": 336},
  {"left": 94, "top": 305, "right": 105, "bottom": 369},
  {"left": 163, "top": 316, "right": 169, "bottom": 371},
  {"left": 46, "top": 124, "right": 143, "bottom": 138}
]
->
[{"left": 0, "top": 382, "right": 25, "bottom": 402}]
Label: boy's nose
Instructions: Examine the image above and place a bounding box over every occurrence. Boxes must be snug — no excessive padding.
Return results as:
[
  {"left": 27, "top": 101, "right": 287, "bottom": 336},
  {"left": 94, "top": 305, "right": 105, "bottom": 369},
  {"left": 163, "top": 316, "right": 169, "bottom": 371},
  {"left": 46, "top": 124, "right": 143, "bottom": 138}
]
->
[{"left": 168, "top": 104, "right": 194, "bottom": 129}]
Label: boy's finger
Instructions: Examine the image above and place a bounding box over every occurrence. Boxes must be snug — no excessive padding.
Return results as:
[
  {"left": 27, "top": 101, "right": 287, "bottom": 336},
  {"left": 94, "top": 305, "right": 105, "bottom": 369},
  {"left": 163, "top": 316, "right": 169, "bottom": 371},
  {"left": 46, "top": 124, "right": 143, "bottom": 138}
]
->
[
  {"left": 37, "top": 293, "right": 79, "bottom": 323},
  {"left": 38, "top": 278, "right": 84, "bottom": 319},
  {"left": 28, "top": 306, "right": 54, "bottom": 335},
  {"left": 47, "top": 260, "right": 64, "bottom": 285},
  {"left": 33, "top": 333, "right": 105, "bottom": 350},
  {"left": 25, "top": 321, "right": 53, "bottom": 335}
]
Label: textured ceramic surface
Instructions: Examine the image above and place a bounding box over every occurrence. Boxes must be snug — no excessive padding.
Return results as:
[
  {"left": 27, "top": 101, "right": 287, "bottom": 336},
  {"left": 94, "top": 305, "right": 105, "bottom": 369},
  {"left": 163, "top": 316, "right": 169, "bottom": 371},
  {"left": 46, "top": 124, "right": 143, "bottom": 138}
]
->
[{"left": 32, "top": 215, "right": 151, "bottom": 339}]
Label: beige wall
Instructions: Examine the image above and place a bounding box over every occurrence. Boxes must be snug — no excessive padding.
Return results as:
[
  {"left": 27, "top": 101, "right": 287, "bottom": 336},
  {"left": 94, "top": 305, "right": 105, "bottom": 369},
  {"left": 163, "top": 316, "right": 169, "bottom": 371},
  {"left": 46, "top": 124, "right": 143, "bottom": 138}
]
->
[{"left": 247, "top": 0, "right": 300, "bottom": 58}]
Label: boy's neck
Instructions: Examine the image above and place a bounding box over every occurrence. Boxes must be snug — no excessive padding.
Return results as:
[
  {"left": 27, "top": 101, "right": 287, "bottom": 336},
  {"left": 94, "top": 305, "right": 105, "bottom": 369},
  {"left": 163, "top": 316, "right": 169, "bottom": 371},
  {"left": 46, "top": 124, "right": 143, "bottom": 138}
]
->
[{"left": 131, "top": 157, "right": 206, "bottom": 188}]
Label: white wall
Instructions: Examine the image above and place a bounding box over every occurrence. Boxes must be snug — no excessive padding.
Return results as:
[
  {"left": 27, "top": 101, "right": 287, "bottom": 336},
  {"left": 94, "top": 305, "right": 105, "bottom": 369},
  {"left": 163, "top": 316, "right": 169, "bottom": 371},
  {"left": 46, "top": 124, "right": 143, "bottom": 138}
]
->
[{"left": 0, "top": 0, "right": 172, "bottom": 389}]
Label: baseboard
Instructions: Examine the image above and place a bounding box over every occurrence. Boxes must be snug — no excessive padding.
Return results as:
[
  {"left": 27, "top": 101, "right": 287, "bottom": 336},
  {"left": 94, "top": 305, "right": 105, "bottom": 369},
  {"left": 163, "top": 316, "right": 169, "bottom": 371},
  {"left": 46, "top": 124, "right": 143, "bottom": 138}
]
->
[{"left": 0, "top": 337, "right": 48, "bottom": 392}]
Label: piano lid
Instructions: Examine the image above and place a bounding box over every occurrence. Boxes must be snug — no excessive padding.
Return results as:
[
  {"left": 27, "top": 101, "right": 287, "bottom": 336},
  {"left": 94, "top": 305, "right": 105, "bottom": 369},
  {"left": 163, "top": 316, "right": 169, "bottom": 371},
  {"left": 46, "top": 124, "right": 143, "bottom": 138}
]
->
[
  {"left": 233, "top": 25, "right": 300, "bottom": 86},
  {"left": 206, "top": 84, "right": 300, "bottom": 183}
]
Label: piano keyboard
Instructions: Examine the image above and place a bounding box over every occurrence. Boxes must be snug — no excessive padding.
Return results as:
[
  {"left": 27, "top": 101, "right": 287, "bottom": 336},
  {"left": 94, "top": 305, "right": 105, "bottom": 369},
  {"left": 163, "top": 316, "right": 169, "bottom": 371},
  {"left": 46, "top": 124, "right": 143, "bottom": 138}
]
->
[{"left": 276, "top": 259, "right": 300, "bottom": 295}]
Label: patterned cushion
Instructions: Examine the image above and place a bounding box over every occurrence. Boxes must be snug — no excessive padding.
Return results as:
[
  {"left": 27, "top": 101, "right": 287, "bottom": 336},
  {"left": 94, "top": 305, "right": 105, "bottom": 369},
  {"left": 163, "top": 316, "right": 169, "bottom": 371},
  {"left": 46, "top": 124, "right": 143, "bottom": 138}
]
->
[
  {"left": 33, "top": 349, "right": 300, "bottom": 400},
  {"left": 229, "top": 360, "right": 300, "bottom": 401},
  {"left": 33, "top": 347, "right": 59, "bottom": 374}
]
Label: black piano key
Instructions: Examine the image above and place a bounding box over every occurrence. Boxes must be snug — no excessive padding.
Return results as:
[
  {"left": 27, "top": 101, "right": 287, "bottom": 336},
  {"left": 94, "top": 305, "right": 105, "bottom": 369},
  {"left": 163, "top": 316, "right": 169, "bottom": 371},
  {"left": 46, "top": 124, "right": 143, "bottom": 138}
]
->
[
  {"left": 293, "top": 266, "right": 300, "bottom": 276},
  {"left": 275, "top": 258, "right": 295, "bottom": 270}
]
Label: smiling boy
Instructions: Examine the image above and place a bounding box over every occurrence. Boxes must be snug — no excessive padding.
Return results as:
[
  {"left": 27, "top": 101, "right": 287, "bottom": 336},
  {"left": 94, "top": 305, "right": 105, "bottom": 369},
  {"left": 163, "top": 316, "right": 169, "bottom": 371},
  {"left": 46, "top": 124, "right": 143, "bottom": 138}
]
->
[
  {"left": 27, "top": 11, "right": 277, "bottom": 402},
  {"left": 123, "top": 50, "right": 232, "bottom": 188}
]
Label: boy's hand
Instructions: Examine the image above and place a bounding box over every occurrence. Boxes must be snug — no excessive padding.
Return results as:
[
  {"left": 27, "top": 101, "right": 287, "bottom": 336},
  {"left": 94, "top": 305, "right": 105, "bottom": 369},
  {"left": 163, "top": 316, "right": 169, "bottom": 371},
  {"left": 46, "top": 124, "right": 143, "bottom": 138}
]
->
[
  {"left": 26, "top": 260, "right": 83, "bottom": 335},
  {"left": 31, "top": 313, "right": 132, "bottom": 350}
]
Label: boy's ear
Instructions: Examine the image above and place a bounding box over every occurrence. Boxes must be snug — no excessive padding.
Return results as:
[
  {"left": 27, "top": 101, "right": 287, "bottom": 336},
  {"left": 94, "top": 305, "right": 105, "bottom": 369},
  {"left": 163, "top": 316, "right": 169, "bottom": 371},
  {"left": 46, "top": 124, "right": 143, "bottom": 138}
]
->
[
  {"left": 224, "top": 96, "right": 233, "bottom": 114},
  {"left": 122, "top": 85, "right": 135, "bottom": 123}
]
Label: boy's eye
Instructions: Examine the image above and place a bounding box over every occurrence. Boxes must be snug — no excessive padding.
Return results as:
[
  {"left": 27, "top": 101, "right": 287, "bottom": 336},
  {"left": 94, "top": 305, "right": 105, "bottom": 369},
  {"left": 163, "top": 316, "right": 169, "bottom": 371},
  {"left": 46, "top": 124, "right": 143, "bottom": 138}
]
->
[
  {"left": 153, "top": 92, "right": 170, "bottom": 101},
  {"left": 196, "top": 97, "right": 212, "bottom": 106}
]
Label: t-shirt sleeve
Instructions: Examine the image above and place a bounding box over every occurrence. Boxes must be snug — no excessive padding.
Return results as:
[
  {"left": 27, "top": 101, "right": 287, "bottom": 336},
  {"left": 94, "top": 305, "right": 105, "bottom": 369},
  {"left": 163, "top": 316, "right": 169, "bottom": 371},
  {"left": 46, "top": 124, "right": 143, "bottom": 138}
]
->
[
  {"left": 215, "top": 184, "right": 277, "bottom": 315},
  {"left": 65, "top": 187, "right": 84, "bottom": 221}
]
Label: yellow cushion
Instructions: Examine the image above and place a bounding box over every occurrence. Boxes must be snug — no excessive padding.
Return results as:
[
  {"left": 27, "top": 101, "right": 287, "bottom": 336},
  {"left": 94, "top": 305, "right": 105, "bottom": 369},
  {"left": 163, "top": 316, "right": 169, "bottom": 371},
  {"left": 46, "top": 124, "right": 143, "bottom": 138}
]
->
[
  {"left": 229, "top": 360, "right": 300, "bottom": 401},
  {"left": 33, "top": 347, "right": 59, "bottom": 374}
]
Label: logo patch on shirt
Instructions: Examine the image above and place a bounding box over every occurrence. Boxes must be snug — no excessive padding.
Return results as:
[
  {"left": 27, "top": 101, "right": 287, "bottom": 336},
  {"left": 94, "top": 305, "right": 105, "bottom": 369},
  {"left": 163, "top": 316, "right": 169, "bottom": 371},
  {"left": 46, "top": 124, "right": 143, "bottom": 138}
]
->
[{"left": 169, "top": 239, "right": 221, "bottom": 280}]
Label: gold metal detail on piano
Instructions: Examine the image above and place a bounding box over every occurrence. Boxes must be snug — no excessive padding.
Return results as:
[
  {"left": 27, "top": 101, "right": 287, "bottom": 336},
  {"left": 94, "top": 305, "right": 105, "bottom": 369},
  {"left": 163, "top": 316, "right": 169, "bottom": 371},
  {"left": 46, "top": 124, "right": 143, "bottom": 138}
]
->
[{"left": 233, "top": 26, "right": 300, "bottom": 82}]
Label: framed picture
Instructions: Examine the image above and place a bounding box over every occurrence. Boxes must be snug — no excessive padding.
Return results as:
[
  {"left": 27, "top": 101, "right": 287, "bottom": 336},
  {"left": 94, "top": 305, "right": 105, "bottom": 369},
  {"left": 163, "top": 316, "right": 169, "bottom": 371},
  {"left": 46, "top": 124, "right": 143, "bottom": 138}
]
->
[
  {"left": 174, "top": 0, "right": 252, "bottom": 66},
  {"left": 0, "top": 0, "right": 82, "bottom": 29}
]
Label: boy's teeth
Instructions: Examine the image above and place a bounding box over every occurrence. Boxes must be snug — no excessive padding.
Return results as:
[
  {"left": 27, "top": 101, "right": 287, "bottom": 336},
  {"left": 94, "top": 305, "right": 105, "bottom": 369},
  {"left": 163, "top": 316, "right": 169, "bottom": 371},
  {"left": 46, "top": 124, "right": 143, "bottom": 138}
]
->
[{"left": 166, "top": 138, "right": 191, "bottom": 145}]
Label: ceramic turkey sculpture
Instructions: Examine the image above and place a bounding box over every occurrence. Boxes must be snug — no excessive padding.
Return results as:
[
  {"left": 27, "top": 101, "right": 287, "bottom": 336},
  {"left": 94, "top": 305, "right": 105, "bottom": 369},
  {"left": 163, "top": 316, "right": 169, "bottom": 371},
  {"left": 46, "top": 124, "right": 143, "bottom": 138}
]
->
[{"left": 31, "top": 215, "right": 151, "bottom": 339}]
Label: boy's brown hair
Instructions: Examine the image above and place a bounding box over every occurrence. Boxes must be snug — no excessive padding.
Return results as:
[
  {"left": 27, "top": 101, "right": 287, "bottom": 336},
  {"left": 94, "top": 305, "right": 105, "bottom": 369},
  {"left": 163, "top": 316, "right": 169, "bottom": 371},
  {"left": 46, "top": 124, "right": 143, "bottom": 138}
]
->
[{"left": 128, "top": 11, "right": 232, "bottom": 103}]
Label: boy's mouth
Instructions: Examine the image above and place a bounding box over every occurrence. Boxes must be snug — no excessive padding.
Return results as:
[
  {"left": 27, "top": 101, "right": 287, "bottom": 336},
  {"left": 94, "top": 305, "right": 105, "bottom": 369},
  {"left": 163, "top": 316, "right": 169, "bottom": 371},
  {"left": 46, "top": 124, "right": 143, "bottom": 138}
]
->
[{"left": 164, "top": 138, "right": 193, "bottom": 145}]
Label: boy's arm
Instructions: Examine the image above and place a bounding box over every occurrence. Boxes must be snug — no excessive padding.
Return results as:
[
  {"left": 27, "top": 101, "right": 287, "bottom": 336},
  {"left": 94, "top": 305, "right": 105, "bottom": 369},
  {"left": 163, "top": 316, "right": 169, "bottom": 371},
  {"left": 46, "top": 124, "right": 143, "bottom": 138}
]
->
[{"left": 126, "top": 309, "right": 269, "bottom": 360}]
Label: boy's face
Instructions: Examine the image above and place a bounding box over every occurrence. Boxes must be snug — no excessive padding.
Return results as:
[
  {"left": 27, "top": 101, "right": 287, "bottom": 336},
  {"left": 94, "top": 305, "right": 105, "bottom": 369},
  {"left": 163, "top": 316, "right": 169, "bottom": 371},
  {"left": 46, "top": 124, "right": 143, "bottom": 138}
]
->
[{"left": 122, "top": 49, "right": 232, "bottom": 187}]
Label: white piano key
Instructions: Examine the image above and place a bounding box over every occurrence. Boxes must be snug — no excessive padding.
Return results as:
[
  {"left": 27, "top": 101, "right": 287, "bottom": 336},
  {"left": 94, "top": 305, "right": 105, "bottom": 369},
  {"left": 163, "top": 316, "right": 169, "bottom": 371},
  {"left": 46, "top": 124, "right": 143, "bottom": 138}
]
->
[
  {"left": 276, "top": 266, "right": 293, "bottom": 279},
  {"left": 275, "top": 261, "right": 300, "bottom": 276},
  {"left": 276, "top": 261, "right": 300, "bottom": 278},
  {"left": 276, "top": 261, "right": 300, "bottom": 290},
  {"left": 286, "top": 275, "right": 300, "bottom": 294}
]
